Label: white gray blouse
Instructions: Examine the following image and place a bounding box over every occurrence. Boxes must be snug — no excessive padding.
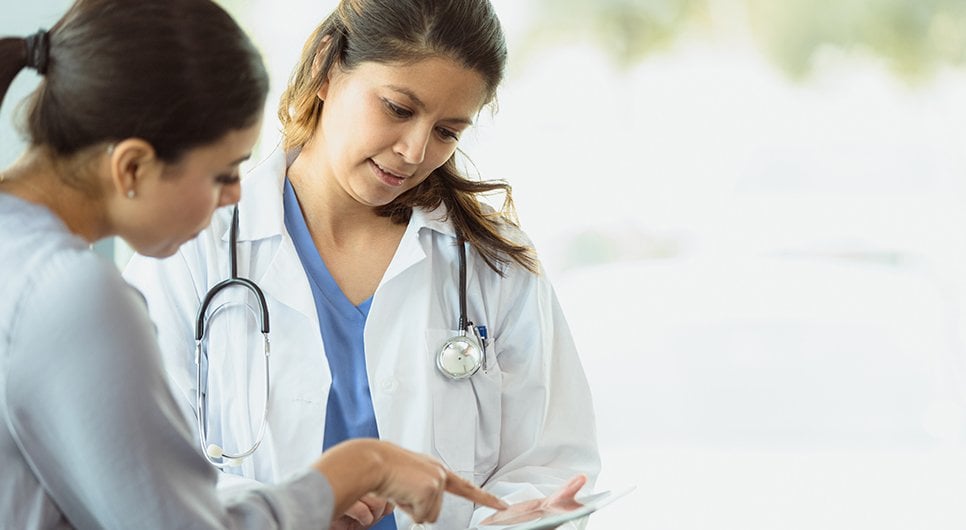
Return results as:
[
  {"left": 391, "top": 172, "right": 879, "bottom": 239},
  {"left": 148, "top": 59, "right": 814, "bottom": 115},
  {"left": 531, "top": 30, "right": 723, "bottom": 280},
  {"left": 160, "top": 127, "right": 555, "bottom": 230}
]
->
[{"left": 0, "top": 193, "right": 334, "bottom": 529}]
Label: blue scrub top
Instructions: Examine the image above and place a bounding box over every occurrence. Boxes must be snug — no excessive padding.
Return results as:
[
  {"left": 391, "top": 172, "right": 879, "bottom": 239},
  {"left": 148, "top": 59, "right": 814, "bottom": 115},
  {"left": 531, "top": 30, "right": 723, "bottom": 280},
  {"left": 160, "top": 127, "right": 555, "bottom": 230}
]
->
[{"left": 284, "top": 179, "right": 397, "bottom": 529}]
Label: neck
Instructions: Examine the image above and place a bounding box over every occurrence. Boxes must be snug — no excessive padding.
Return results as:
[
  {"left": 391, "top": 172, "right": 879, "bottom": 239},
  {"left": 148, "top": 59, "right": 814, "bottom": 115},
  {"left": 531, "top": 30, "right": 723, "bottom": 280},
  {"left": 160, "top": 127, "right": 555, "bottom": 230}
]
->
[
  {"left": 1, "top": 149, "right": 110, "bottom": 243},
  {"left": 287, "top": 145, "right": 395, "bottom": 246}
]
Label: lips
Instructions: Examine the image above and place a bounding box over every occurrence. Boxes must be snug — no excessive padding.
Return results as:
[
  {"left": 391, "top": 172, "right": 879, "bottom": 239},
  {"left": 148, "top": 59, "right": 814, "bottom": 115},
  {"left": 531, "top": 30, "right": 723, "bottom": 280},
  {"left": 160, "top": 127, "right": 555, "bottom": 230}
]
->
[{"left": 369, "top": 159, "right": 409, "bottom": 187}]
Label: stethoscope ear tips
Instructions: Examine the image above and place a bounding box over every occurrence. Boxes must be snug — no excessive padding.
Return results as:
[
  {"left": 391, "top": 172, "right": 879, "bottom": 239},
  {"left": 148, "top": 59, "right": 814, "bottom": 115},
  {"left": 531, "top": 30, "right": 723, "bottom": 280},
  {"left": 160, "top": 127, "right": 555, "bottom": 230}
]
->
[
  {"left": 206, "top": 443, "right": 243, "bottom": 466},
  {"left": 205, "top": 444, "right": 242, "bottom": 467},
  {"left": 206, "top": 444, "right": 224, "bottom": 459}
]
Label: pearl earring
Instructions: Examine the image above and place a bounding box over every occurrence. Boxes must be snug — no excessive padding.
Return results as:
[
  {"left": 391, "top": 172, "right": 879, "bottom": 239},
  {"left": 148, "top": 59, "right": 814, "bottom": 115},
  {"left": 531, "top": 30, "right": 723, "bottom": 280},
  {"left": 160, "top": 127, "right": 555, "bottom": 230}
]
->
[{"left": 127, "top": 190, "right": 135, "bottom": 199}]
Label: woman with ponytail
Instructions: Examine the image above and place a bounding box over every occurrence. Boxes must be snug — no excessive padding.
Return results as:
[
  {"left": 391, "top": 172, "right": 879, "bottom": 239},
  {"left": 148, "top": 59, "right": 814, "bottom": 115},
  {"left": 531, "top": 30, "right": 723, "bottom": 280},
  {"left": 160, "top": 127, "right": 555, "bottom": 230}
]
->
[
  {"left": 125, "top": 1, "right": 601, "bottom": 528},
  {"left": 0, "top": 1, "right": 506, "bottom": 528}
]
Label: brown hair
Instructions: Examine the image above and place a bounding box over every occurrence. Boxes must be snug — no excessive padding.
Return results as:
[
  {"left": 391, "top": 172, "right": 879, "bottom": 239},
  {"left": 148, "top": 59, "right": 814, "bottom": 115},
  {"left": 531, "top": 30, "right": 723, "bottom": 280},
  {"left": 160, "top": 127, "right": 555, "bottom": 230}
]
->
[
  {"left": 278, "top": 0, "right": 536, "bottom": 274},
  {"left": 0, "top": 0, "right": 268, "bottom": 165}
]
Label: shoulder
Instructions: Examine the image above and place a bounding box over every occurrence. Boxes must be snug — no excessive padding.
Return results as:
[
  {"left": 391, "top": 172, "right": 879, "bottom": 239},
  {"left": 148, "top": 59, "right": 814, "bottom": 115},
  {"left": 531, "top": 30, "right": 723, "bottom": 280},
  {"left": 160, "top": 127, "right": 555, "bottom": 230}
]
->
[
  {"left": 414, "top": 208, "right": 539, "bottom": 278},
  {"left": 6, "top": 241, "right": 163, "bottom": 397},
  {"left": 415, "top": 203, "right": 534, "bottom": 249},
  {"left": 494, "top": 218, "right": 535, "bottom": 251},
  {"left": 16, "top": 245, "right": 145, "bottom": 337}
]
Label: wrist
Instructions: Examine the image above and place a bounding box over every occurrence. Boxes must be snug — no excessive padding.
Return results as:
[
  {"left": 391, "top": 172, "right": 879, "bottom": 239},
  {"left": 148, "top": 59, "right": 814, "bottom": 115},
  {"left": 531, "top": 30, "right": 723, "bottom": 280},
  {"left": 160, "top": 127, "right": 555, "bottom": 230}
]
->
[
  {"left": 352, "top": 438, "right": 386, "bottom": 491},
  {"left": 313, "top": 438, "right": 385, "bottom": 516}
]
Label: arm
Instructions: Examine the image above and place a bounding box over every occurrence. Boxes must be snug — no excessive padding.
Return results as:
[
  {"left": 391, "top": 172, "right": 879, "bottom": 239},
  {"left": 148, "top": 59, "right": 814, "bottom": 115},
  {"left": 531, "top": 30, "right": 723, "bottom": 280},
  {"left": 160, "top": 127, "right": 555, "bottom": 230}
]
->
[
  {"left": 123, "top": 234, "right": 213, "bottom": 427},
  {"left": 4, "top": 251, "right": 332, "bottom": 529},
  {"left": 471, "top": 263, "right": 602, "bottom": 526}
]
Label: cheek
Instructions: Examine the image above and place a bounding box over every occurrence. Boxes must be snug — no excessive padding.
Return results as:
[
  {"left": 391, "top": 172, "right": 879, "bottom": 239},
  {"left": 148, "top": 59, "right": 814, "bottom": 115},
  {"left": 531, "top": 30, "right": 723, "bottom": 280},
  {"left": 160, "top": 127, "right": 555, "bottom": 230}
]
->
[
  {"left": 425, "top": 144, "right": 458, "bottom": 172},
  {"left": 405, "top": 148, "right": 455, "bottom": 190},
  {"left": 407, "top": 173, "right": 434, "bottom": 192},
  {"left": 326, "top": 96, "right": 383, "bottom": 149},
  {"left": 179, "top": 185, "right": 220, "bottom": 223}
]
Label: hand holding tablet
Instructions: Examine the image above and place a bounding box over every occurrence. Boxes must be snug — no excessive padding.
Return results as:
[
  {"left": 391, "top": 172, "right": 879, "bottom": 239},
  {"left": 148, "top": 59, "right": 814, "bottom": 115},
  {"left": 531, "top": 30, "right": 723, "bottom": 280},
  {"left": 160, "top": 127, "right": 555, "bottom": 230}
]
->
[{"left": 478, "top": 475, "right": 635, "bottom": 530}]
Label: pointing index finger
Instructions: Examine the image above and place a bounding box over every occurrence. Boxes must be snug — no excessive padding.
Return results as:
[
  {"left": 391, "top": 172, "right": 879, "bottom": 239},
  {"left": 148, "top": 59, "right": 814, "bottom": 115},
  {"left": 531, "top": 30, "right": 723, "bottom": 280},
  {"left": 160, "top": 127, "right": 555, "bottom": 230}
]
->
[{"left": 444, "top": 469, "right": 508, "bottom": 510}]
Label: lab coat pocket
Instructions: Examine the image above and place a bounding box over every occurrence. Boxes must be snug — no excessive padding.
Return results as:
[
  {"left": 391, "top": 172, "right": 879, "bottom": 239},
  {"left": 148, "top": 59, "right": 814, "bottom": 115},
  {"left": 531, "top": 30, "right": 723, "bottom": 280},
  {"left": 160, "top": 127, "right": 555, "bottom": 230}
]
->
[{"left": 426, "top": 329, "right": 502, "bottom": 480}]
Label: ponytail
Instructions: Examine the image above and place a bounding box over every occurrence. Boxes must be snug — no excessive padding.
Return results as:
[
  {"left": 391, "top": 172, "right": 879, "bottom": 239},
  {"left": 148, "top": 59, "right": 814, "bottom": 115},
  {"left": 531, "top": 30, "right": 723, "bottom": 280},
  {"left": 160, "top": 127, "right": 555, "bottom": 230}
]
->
[
  {"left": 0, "top": 37, "right": 29, "bottom": 111},
  {"left": 3, "top": 0, "right": 267, "bottom": 163},
  {"left": 0, "top": 29, "right": 49, "bottom": 111}
]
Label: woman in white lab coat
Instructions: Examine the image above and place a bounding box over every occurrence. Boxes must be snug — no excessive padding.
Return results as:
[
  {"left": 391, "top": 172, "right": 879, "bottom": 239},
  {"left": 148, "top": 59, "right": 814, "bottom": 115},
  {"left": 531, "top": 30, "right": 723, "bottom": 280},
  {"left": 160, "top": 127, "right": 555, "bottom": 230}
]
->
[{"left": 125, "top": 1, "right": 600, "bottom": 528}]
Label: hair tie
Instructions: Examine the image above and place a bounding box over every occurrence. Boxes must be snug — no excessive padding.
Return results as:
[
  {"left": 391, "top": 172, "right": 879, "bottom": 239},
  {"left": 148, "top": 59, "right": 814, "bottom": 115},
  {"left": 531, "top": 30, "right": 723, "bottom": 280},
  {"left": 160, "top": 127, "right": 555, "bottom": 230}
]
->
[{"left": 24, "top": 29, "right": 50, "bottom": 75}]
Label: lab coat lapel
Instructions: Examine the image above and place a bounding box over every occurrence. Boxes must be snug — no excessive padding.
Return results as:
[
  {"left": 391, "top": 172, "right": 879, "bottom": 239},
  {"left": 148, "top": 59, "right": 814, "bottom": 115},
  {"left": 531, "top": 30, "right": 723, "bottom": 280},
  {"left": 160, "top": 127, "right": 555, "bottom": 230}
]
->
[
  {"left": 228, "top": 147, "right": 319, "bottom": 323},
  {"left": 367, "top": 205, "right": 456, "bottom": 437},
  {"left": 366, "top": 207, "right": 433, "bottom": 383},
  {"left": 377, "top": 205, "right": 454, "bottom": 290},
  {"left": 378, "top": 218, "right": 427, "bottom": 289},
  {"left": 258, "top": 236, "right": 319, "bottom": 323}
]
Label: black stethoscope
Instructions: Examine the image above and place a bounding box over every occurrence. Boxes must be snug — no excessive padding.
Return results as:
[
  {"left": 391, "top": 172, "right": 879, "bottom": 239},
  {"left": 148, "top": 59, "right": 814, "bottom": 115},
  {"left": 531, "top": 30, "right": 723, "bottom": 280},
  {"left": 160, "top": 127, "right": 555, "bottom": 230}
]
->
[
  {"left": 436, "top": 239, "right": 488, "bottom": 379},
  {"left": 194, "top": 205, "right": 271, "bottom": 467}
]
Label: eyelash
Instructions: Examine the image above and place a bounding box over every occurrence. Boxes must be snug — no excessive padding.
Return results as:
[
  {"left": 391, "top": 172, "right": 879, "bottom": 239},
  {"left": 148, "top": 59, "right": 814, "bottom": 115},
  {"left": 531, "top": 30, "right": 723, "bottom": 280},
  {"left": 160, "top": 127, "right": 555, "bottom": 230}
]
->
[
  {"left": 436, "top": 127, "right": 459, "bottom": 141},
  {"left": 382, "top": 98, "right": 461, "bottom": 142},
  {"left": 216, "top": 173, "right": 240, "bottom": 185},
  {"left": 383, "top": 99, "right": 412, "bottom": 119}
]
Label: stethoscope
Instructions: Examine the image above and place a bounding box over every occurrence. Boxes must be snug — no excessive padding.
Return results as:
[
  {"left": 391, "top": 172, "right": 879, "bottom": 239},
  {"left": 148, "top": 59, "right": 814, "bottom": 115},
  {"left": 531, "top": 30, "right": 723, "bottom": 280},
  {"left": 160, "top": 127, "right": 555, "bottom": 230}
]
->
[
  {"left": 194, "top": 205, "right": 271, "bottom": 467},
  {"left": 436, "top": 239, "right": 488, "bottom": 380},
  {"left": 192, "top": 205, "right": 486, "bottom": 467}
]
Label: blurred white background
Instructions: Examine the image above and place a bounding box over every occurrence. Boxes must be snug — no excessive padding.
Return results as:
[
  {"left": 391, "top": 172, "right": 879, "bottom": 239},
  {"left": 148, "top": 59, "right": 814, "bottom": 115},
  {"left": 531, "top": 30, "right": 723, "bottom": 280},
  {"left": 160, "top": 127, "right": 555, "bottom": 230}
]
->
[{"left": 5, "top": 0, "right": 966, "bottom": 527}]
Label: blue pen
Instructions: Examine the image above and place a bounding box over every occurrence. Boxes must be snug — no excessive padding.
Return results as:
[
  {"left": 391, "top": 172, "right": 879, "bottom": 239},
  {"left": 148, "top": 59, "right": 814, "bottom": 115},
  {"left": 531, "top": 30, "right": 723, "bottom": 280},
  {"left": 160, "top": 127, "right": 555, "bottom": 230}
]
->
[{"left": 474, "top": 325, "right": 488, "bottom": 372}]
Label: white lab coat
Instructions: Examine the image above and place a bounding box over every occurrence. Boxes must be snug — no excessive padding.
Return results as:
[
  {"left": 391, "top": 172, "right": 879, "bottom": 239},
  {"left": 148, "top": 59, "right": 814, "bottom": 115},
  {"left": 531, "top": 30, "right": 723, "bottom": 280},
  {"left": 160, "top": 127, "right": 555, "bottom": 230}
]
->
[{"left": 124, "top": 148, "right": 600, "bottom": 529}]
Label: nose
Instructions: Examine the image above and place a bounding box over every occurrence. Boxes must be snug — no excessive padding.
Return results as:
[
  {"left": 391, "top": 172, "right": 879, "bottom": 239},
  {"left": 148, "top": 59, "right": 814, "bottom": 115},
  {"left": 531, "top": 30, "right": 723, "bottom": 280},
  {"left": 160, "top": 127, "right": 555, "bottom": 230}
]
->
[
  {"left": 219, "top": 182, "right": 241, "bottom": 208},
  {"left": 394, "top": 124, "right": 431, "bottom": 165}
]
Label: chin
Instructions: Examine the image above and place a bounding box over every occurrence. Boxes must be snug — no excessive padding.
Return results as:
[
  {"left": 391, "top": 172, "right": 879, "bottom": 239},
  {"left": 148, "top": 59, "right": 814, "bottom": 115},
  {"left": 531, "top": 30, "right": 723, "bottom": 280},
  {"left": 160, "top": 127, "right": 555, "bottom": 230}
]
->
[
  {"left": 354, "top": 183, "right": 404, "bottom": 207},
  {"left": 141, "top": 247, "right": 178, "bottom": 259},
  {"left": 128, "top": 240, "right": 181, "bottom": 259},
  {"left": 365, "top": 191, "right": 404, "bottom": 208},
  {"left": 151, "top": 247, "right": 181, "bottom": 259}
]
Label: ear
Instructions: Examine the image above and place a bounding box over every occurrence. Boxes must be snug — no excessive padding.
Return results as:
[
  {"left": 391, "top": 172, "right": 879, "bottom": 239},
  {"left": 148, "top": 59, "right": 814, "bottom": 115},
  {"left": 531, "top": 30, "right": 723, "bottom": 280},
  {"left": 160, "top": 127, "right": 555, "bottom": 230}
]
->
[
  {"left": 316, "top": 74, "right": 332, "bottom": 101},
  {"left": 108, "top": 138, "right": 162, "bottom": 200},
  {"left": 313, "top": 35, "right": 334, "bottom": 101}
]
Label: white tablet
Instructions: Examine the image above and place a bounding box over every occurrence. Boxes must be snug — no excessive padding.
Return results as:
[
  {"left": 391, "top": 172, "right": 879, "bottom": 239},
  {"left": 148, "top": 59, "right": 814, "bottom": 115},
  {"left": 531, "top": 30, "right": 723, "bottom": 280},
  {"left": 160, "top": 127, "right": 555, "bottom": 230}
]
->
[{"left": 474, "top": 486, "right": 636, "bottom": 530}]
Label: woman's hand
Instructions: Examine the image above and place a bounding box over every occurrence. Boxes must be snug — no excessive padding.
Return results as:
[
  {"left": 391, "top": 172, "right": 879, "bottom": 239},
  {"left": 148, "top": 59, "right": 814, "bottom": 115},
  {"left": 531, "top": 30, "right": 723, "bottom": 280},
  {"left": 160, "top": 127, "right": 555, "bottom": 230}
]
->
[
  {"left": 330, "top": 494, "right": 393, "bottom": 529},
  {"left": 479, "top": 474, "right": 587, "bottom": 526},
  {"left": 314, "top": 439, "right": 508, "bottom": 524}
]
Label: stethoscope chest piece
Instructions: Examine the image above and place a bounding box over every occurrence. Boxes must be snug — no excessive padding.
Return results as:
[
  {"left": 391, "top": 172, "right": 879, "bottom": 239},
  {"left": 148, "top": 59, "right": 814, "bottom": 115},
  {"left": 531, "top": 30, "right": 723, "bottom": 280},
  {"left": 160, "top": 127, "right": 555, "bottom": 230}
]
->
[
  {"left": 436, "top": 238, "right": 488, "bottom": 380},
  {"left": 437, "top": 333, "right": 483, "bottom": 380}
]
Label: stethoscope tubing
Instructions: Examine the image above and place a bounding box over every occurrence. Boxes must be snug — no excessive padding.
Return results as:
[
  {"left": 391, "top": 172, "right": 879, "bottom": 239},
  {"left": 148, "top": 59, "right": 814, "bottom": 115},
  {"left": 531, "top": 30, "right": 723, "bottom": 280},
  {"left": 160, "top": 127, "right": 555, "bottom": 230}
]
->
[
  {"left": 194, "top": 205, "right": 272, "bottom": 467},
  {"left": 457, "top": 237, "right": 469, "bottom": 333}
]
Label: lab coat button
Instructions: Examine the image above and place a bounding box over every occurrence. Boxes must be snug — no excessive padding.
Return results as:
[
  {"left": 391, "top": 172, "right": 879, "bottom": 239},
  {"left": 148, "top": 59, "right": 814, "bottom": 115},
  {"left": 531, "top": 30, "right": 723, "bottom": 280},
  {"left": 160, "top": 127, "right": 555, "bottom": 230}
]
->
[{"left": 381, "top": 377, "right": 399, "bottom": 393}]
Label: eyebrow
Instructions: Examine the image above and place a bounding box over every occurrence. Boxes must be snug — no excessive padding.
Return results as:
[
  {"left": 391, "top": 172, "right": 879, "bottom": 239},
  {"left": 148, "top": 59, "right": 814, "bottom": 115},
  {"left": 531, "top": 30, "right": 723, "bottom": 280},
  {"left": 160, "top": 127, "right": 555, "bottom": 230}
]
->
[{"left": 386, "top": 84, "right": 475, "bottom": 126}]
